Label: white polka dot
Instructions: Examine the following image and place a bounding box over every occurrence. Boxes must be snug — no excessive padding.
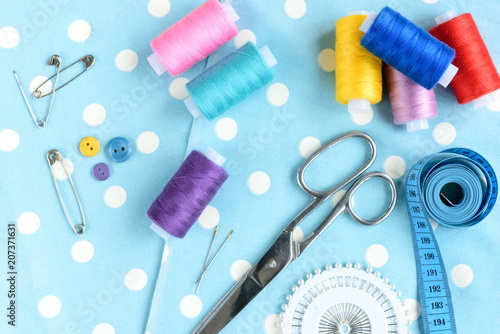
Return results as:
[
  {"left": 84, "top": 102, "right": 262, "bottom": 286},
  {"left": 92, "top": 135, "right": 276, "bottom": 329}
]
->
[
  {"left": 451, "top": 264, "right": 473, "bottom": 287},
  {"left": 215, "top": 117, "right": 238, "bottom": 141},
  {"left": 263, "top": 314, "right": 281, "bottom": 334},
  {"left": 148, "top": 0, "right": 171, "bottom": 18},
  {"left": 292, "top": 226, "right": 304, "bottom": 242},
  {"left": 83, "top": 103, "right": 106, "bottom": 126},
  {"left": 248, "top": 171, "right": 271, "bottom": 195},
  {"left": 404, "top": 298, "right": 421, "bottom": 321},
  {"left": 30, "top": 75, "right": 52, "bottom": 96},
  {"left": 234, "top": 29, "right": 257, "bottom": 49},
  {"left": 430, "top": 219, "right": 438, "bottom": 230},
  {"left": 67, "top": 20, "right": 91, "bottom": 42},
  {"left": 0, "top": 129, "right": 20, "bottom": 152},
  {"left": 422, "top": 0, "right": 439, "bottom": 4},
  {"left": 318, "top": 49, "right": 336, "bottom": 72},
  {"left": 0, "top": 26, "right": 20, "bottom": 49},
  {"left": 38, "top": 295, "right": 61, "bottom": 318},
  {"left": 487, "top": 89, "right": 500, "bottom": 112},
  {"left": 365, "top": 244, "right": 388, "bottom": 267},
  {"left": 115, "top": 50, "right": 138, "bottom": 72},
  {"left": 179, "top": 295, "right": 202, "bottom": 318},
  {"left": 162, "top": 244, "right": 170, "bottom": 263},
  {"left": 433, "top": 122, "right": 456, "bottom": 146},
  {"left": 92, "top": 323, "right": 115, "bottom": 334},
  {"left": 71, "top": 240, "right": 94, "bottom": 263},
  {"left": 124, "top": 268, "right": 148, "bottom": 291},
  {"left": 332, "top": 190, "right": 355, "bottom": 207},
  {"left": 383, "top": 156, "right": 406, "bottom": 179},
  {"left": 230, "top": 260, "right": 252, "bottom": 281},
  {"left": 350, "top": 106, "right": 374, "bottom": 125},
  {"left": 284, "top": 0, "right": 307, "bottom": 19},
  {"left": 169, "top": 77, "right": 189, "bottom": 100},
  {"left": 299, "top": 136, "right": 321, "bottom": 158},
  {"left": 137, "top": 131, "right": 160, "bottom": 154},
  {"left": 104, "top": 186, "right": 127, "bottom": 208},
  {"left": 17, "top": 212, "right": 40, "bottom": 235},
  {"left": 49, "top": 158, "right": 74, "bottom": 180},
  {"left": 266, "top": 83, "right": 289, "bottom": 106},
  {"left": 198, "top": 206, "right": 220, "bottom": 229}
]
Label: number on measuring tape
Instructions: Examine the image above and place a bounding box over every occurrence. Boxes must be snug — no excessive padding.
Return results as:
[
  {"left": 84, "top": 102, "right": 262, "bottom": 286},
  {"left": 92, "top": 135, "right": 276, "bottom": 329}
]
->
[{"left": 406, "top": 148, "right": 497, "bottom": 334}]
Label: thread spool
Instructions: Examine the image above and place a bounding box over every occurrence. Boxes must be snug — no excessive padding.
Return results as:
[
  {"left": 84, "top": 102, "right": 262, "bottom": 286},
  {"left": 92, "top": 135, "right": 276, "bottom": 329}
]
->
[
  {"left": 429, "top": 10, "right": 500, "bottom": 109},
  {"left": 184, "top": 42, "right": 277, "bottom": 120},
  {"left": 359, "top": 6, "right": 458, "bottom": 90},
  {"left": 336, "top": 12, "right": 383, "bottom": 114},
  {"left": 385, "top": 65, "right": 438, "bottom": 132},
  {"left": 148, "top": 148, "right": 228, "bottom": 239},
  {"left": 148, "top": 0, "right": 239, "bottom": 77}
]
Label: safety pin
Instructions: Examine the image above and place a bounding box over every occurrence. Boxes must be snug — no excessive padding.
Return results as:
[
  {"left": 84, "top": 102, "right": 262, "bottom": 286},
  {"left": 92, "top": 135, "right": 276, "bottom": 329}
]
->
[
  {"left": 33, "top": 55, "right": 95, "bottom": 99},
  {"left": 13, "top": 55, "right": 62, "bottom": 128},
  {"left": 47, "top": 149, "right": 86, "bottom": 235}
]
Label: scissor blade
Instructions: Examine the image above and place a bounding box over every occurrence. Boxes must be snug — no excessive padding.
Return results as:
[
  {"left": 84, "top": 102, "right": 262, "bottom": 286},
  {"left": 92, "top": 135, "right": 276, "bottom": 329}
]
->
[{"left": 191, "top": 274, "right": 263, "bottom": 334}]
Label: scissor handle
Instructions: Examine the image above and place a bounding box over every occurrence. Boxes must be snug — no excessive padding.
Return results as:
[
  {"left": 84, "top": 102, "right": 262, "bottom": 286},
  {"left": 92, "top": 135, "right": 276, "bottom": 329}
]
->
[
  {"left": 342, "top": 171, "right": 397, "bottom": 226},
  {"left": 297, "top": 131, "right": 377, "bottom": 199}
]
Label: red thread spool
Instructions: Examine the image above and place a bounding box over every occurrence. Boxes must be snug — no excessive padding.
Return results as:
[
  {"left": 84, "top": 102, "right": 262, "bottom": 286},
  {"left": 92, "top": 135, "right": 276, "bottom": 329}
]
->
[{"left": 429, "top": 11, "right": 500, "bottom": 108}]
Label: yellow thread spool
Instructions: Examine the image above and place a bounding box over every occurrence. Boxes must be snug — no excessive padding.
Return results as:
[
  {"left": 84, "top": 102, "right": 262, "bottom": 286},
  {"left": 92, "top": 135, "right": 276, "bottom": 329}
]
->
[{"left": 336, "top": 13, "right": 383, "bottom": 113}]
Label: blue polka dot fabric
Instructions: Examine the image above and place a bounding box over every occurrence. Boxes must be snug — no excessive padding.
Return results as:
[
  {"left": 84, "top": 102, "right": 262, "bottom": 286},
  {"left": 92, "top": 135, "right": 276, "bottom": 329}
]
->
[{"left": 0, "top": 1, "right": 498, "bottom": 334}]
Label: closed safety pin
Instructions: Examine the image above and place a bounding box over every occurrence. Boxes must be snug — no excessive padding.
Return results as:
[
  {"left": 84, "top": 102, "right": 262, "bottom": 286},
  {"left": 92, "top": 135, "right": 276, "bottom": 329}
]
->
[
  {"left": 13, "top": 55, "right": 62, "bottom": 128},
  {"left": 33, "top": 55, "right": 95, "bottom": 99},
  {"left": 47, "top": 149, "right": 86, "bottom": 234}
]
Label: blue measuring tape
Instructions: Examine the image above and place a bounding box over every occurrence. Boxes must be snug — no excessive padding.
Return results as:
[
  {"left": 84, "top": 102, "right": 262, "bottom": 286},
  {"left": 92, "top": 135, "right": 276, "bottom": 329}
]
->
[{"left": 405, "top": 148, "right": 497, "bottom": 333}]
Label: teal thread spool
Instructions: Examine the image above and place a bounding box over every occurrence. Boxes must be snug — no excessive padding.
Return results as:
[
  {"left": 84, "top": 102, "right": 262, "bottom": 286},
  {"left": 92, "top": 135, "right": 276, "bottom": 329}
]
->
[{"left": 185, "top": 42, "right": 276, "bottom": 120}]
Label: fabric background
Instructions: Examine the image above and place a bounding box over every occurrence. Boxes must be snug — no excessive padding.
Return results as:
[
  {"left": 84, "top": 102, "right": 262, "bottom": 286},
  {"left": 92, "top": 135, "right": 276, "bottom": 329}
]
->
[{"left": 0, "top": 1, "right": 498, "bottom": 334}]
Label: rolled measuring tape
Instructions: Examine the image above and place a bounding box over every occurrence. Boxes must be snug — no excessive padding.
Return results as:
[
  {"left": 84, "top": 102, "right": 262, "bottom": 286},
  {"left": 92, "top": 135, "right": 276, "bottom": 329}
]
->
[{"left": 405, "top": 148, "right": 497, "bottom": 333}]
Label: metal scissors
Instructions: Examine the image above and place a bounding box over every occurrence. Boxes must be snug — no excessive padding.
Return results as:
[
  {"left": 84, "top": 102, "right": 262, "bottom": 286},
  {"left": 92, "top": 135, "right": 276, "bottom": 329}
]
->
[{"left": 191, "top": 131, "right": 397, "bottom": 334}]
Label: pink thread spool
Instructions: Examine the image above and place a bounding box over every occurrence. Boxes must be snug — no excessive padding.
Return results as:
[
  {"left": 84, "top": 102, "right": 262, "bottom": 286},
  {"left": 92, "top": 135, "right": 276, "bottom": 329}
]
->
[
  {"left": 148, "top": 0, "right": 239, "bottom": 77},
  {"left": 385, "top": 65, "right": 438, "bottom": 132}
]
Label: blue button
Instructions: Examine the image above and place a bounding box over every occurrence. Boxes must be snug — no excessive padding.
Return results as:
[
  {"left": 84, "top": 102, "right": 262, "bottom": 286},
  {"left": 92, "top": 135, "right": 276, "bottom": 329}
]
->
[{"left": 107, "top": 137, "right": 132, "bottom": 163}]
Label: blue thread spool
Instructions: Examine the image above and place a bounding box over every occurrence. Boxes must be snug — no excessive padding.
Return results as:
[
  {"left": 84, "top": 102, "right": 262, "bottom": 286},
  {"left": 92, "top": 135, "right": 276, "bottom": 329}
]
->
[
  {"left": 359, "top": 6, "right": 458, "bottom": 90},
  {"left": 184, "top": 42, "right": 276, "bottom": 120}
]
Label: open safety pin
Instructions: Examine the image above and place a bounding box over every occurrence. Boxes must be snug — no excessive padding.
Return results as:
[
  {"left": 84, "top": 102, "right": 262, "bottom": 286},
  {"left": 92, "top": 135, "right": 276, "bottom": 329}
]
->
[
  {"left": 13, "top": 55, "right": 62, "bottom": 128},
  {"left": 47, "top": 149, "right": 86, "bottom": 235},
  {"left": 33, "top": 55, "right": 95, "bottom": 99}
]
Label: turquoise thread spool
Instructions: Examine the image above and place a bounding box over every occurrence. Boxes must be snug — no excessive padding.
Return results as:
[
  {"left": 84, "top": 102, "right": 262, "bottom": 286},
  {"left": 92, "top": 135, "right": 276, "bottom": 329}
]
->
[{"left": 184, "top": 42, "right": 276, "bottom": 120}]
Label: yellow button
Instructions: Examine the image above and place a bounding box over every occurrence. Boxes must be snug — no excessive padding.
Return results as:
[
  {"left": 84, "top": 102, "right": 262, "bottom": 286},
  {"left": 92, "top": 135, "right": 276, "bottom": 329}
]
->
[{"left": 79, "top": 137, "right": 100, "bottom": 157}]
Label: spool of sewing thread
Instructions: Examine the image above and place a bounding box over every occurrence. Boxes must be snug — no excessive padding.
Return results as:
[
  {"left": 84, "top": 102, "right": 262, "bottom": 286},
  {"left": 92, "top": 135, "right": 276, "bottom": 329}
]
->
[
  {"left": 147, "top": 148, "right": 228, "bottom": 239},
  {"left": 385, "top": 65, "right": 438, "bottom": 132},
  {"left": 359, "top": 6, "right": 458, "bottom": 90},
  {"left": 148, "top": 0, "right": 239, "bottom": 77},
  {"left": 184, "top": 42, "right": 277, "bottom": 120},
  {"left": 336, "top": 12, "right": 383, "bottom": 114},
  {"left": 429, "top": 10, "right": 500, "bottom": 109}
]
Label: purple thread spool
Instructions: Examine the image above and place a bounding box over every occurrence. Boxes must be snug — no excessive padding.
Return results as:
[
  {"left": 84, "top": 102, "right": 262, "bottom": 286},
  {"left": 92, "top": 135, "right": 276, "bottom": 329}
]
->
[
  {"left": 147, "top": 148, "right": 228, "bottom": 239},
  {"left": 385, "top": 65, "right": 438, "bottom": 132}
]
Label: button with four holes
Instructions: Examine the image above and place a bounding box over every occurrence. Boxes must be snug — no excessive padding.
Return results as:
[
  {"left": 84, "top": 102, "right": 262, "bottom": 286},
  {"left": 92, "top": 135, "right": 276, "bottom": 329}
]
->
[
  {"left": 79, "top": 136, "right": 100, "bottom": 157},
  {"left": 92, "top": 163, "right": 110, "bottom": 181},
  {"left": 107, "top": 137, "right": 132, "bottom": 162}
]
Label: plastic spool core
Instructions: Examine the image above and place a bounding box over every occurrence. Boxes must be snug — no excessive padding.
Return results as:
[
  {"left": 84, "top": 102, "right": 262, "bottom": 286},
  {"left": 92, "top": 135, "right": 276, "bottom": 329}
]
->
[
  {"left": 359, "top": 11, "right": 377, "bottom": 33},
  {"left": 440, "top": 182, "right": 464, "bottom": 207},
  {"left": 348, "top": 99, "right": 370, "bottom": 114},
  {"left": 435, "top": 9, "right": 496, "bottom": 108},
  {"left": 150, "top": 147, "right": 226, "bottom": 239},
  {"left": 406, "top": 118, "right": 429, "bottom": 132},
  {"left": 438, "top": 64, "right": 459, "bottom": 88},
  {"left": 183, "top": 45, "right": 278, "bottom": 118},
  {"left": 348, "top": 11, "right": 369, "bottom": 16},
  {"left": 148, "top": 1, "right": 240, "bottom": 76}
]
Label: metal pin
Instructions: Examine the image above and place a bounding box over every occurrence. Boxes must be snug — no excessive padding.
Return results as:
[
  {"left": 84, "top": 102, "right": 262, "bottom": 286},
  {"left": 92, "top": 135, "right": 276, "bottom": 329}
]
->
[
  {"left": 196, "top": 226, "right": 219, "bottom": 294},
  {"left": 13, "top": 55, "right": 62, "bottom": 128},
  {"left": 33, "top": 55, "right": 95, "bottom": 99},
  {"left": 195, "top": 230, "right": 234, "bottom": 291},
  {"left": 47, "top": 149, "right": 86, "bottom": 234}
]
